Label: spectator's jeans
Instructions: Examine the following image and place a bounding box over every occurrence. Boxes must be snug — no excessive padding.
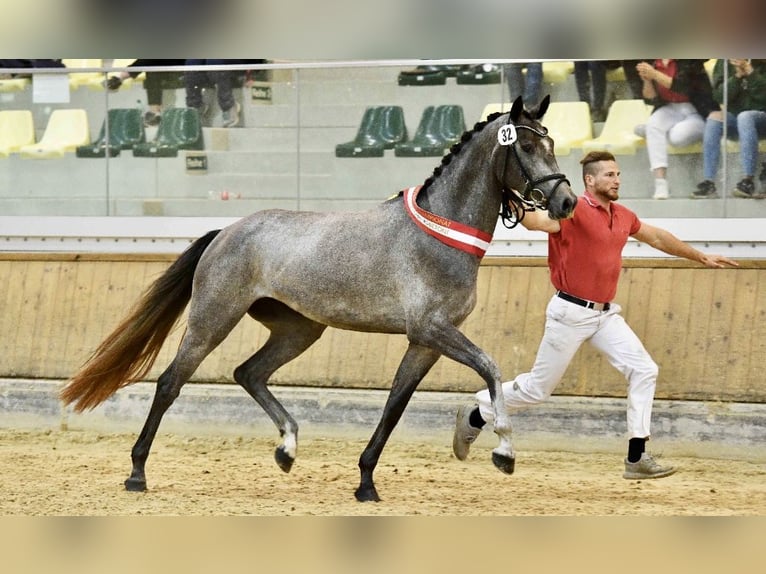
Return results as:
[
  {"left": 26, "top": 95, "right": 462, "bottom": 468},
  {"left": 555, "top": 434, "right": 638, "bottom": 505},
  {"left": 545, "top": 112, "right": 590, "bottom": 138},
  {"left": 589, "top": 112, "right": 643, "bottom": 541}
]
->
[
  {"left": 475, "top": 295, "right": 658, "bottom": 439},
  {"left": 646, "top": 102, "right": 705, "bottom": 171},
  {"left": 702, "top": 112, "right": 737, "bottom": 180},
  {"left": 573, "top": 61, "right": 606, "bottom": 111},
  {"left": 504, "top": 63, "right": 543, "bottom": 107},
  {"left": 737, "top": 110, "right": 766, "bottom": 176}
]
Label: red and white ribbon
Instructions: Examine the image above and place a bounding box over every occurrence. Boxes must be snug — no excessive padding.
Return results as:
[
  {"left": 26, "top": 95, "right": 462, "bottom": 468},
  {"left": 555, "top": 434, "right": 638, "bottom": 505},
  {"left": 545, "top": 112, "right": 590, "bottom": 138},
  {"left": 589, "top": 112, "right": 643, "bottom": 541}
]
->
[{"left": 403, "top": 185, "right": 493, "bottom": 258}]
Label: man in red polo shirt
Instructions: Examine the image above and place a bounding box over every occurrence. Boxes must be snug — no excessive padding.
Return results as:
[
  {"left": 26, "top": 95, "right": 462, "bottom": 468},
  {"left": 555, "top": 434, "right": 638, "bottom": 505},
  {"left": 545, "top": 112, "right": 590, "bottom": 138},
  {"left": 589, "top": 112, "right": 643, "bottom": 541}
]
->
[{"left": 453, "top": 150, "right": 738, "bottom": 479}]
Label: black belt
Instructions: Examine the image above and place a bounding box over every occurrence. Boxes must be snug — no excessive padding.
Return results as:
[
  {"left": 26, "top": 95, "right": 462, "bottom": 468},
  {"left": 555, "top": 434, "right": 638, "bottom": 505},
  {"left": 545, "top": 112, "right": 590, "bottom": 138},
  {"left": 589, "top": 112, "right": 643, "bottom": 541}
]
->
[{"left": 556, "top": 290, "right": 610, "bottom": 312}]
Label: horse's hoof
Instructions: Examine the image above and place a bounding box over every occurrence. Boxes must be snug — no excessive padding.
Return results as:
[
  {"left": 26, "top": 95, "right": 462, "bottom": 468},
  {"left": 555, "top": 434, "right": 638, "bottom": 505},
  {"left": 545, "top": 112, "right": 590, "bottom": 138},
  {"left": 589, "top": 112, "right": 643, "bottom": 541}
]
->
[
  {"left": 124, "top": 476, "right": 147, "bottom": 491},
  {"left": 274, "top": 445, "right": 294, "bottom": 473},
  {"left": 354, "top": 486, "right": 381, "bottom": 503},
  {"left": 492, "top": 451, "right": 516, "bottom": 475}
]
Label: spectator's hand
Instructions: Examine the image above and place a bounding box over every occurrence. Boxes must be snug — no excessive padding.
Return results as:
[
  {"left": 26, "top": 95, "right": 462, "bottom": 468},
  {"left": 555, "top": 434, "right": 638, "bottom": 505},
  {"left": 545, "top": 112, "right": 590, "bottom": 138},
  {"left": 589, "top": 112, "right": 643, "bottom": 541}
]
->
[
  {"left": 636, "top": 62, "right": 656, "bottom": 81},
  {"left": 731, "top": 59, "right": 752, "bottom": 78},
  {"left": 105, "top": 76, "right": 123, "bottom": 91}
]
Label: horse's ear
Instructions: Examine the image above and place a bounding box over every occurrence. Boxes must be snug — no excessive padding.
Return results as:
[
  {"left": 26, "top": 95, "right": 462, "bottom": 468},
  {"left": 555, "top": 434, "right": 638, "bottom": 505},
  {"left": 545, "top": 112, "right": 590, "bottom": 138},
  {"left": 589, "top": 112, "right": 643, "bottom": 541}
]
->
[
  {"left": 535, "top": 95, "right": 551, "bottom": 120},
  {"left": 510, "top": 96, "right": 524, "bottom": 122}
]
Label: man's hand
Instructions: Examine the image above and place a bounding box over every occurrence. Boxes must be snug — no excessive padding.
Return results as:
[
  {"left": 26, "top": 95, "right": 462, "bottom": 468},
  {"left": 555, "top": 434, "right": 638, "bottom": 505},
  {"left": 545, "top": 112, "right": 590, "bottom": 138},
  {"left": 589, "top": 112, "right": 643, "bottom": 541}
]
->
[{"left": 700, "top": 254, "right": 739, "bottom": 269}]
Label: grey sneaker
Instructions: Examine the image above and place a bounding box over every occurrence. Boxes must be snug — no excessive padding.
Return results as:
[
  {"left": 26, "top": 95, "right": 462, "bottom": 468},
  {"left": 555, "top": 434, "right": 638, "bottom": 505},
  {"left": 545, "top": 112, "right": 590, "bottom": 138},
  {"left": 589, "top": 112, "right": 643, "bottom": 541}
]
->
[
  {"left": 623, "top": 453, "right": 676, "bottom": 479},
  {"left": 692, "top": 179, "right": 717, "bottom": 199},
  {"left": 143, "top": 110, "right": 161, "bottom": 127},
  {"left": 452, "top": 404, "right": 481, "bottom": 460},
  {"left": 733, "top": 177, "right": 756, "bottom": 198},
  {"left": 222, "top": 101, "right": 241, "bottom": 128}
]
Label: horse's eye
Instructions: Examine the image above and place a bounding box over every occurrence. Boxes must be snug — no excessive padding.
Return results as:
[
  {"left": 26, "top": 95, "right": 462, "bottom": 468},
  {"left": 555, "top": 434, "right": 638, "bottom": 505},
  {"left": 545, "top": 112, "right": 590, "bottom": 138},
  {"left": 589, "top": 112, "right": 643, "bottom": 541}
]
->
[{"left": 521, "top": 141, "right": 534, "bottom": 153}]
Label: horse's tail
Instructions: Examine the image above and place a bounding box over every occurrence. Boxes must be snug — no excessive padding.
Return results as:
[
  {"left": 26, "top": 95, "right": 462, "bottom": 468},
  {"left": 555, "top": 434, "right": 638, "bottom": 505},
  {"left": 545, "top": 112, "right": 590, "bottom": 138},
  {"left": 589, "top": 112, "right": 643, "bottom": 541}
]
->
[{"left": 60, "top": 229, "right": 222, "bottom": 412}]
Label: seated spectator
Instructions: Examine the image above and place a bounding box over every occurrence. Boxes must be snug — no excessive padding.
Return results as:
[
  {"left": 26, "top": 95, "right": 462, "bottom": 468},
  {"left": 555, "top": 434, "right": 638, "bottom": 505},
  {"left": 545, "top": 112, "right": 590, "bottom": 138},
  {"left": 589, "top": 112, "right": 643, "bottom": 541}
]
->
[
  {"left": 504, "top": 62, "right": 543, "bottom": 108},
  {"left": 184, "top": 59, "right": 242, "bottom": 128},
  {"left": 694, "top": 59, "right": 766, "bottom": 199},
  {"left": 637, "top": 59, "right": 718, "bottom": 199},
  {"left": 106, "top": 59, "right": 186, "bottom": 126},
  {"left": 574, "top": 60, "right": 607, "bottom": 122}
]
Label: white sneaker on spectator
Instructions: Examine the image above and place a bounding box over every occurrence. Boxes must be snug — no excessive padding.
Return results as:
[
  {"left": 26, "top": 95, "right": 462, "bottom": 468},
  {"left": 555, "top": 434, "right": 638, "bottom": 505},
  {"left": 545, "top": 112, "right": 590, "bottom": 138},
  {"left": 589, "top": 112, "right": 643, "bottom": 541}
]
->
[{"left": 653, "top": 178, "right": 669, "bottom": 200}]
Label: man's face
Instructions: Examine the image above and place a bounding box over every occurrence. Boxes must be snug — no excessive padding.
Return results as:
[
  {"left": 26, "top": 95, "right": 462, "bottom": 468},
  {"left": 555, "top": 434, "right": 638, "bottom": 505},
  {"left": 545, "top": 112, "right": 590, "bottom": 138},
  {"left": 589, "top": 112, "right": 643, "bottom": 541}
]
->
[{"left": 588, "top": 160, "right": 621, "bottom": 202}]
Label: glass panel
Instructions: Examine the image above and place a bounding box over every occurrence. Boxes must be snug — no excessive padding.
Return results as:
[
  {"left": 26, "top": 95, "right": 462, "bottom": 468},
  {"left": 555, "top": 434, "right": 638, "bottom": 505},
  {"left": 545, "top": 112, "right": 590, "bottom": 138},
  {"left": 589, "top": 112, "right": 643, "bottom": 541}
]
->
[{"left": 0, "top": 59, "right": 764, "bottom": 221}]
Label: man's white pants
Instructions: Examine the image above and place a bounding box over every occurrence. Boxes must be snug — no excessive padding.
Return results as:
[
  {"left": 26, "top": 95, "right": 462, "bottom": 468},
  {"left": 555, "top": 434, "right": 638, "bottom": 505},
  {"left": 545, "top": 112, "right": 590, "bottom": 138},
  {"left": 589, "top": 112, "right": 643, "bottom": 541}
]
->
[{"left": 476, "top": 295, "right": 658, "bottom": 438}]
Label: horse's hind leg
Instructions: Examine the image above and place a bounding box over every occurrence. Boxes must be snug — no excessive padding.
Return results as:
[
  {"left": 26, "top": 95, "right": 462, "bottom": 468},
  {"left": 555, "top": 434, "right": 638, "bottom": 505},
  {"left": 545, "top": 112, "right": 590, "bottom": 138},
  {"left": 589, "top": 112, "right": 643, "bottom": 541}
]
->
[
  {"left": 234, "top": 299, "right": 326, "bottom": 473},
  {"left": 125, "top": 309, "right": 248, "bottom": 491},
  {"left": 355, "top": 343, "right": 440, "bottom": 502},
  {"left": 125, "top": 349, "right": 206, "bottom": 491}
]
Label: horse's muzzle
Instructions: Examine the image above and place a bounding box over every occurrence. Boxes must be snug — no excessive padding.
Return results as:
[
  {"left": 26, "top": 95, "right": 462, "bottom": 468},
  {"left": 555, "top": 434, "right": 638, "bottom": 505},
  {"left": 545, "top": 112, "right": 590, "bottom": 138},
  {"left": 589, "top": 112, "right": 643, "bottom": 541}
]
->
[{"left": 548, "top": 189, "right": 578, "bottom": 220}]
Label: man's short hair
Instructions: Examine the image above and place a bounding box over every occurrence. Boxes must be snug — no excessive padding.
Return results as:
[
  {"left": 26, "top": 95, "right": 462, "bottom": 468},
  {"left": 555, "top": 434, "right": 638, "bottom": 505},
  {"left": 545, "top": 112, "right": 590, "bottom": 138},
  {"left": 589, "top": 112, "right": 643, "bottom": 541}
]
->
[{"left": 580, "top": 150, "right": 616, "bottom": 181}]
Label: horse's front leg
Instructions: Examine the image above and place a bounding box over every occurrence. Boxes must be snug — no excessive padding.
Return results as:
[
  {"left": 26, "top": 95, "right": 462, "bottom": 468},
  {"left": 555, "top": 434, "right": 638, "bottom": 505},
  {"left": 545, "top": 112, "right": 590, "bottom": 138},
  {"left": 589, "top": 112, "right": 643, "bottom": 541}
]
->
[
  {"left": 412, "top": 322, "right": 515, "bottom": 474},
  {"left": 355, "top": 344, "right": 440, "bottom": 502}
]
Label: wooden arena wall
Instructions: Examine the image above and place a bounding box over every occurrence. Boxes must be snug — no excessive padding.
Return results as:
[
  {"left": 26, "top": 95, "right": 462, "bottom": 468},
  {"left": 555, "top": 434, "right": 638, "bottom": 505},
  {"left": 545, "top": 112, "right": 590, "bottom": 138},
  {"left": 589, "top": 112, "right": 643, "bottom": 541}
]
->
[{"left": 1, "top": 253, "right": 764, "bottom": 403}]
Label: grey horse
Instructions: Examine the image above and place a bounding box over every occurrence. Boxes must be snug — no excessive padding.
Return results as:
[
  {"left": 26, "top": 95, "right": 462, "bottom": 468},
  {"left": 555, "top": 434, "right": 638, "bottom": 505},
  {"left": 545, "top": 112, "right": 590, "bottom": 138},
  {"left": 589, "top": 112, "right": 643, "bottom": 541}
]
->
[{"left": 61, "top": 95, "right": 577, "bottom": 502}]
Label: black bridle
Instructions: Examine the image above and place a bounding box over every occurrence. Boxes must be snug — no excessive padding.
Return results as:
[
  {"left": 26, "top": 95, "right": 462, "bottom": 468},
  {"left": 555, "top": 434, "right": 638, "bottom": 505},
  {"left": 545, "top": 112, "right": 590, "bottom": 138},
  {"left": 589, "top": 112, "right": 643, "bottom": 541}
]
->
[{"left": 499, "top": 118, "right": 570, "bottom": 229}]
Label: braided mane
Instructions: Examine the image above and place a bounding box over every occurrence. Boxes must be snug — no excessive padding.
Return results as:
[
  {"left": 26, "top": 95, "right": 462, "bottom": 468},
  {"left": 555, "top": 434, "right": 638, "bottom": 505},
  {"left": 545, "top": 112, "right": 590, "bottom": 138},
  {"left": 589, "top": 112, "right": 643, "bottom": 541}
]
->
[
  {"left": 419, "top": 111, "right": 502, "bottom": 192},
  {"left": 386, "top": 104, "right": 535, "bottom": 203}
]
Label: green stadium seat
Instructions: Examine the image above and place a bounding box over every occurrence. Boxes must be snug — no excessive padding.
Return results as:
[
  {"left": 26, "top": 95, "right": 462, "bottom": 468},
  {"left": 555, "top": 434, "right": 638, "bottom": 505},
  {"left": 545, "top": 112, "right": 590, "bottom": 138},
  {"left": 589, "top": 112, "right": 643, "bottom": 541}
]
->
[
  {"left": 335, "top": 106, "right": 407, "bottom": 158},
  {"left": 398, "top": 66, "right": 448, "bottom": 86},
  {"left": 132, "top": 107, "right": 204, "bottom": 158},
  {"left": 456, "top": 64, "right": 501, "bottom": 85},
  {"left": 395, "top": 105, "right": 466, "bottom": 157},
  {"left": 76, "top": 109, "right": 146, "bottom": 158},
  {"left": 0, "top": 110, "right": 35, "bottom": 157}
]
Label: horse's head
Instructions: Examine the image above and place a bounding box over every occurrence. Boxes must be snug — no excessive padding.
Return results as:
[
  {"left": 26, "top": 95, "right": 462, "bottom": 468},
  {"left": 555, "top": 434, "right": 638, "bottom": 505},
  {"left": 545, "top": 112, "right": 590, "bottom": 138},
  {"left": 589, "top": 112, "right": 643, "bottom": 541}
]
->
[{"left": 496, "top": 95, "right": 577, "bottom": 221}]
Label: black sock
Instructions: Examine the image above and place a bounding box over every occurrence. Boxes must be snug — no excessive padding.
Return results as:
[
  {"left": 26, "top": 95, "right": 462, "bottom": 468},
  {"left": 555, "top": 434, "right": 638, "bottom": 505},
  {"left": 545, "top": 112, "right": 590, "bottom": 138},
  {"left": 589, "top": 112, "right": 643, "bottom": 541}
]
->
[
  {"left": 469, "top": 408, "right": 486, "bottom": 429},
  {"left": 627, "top": 438, "right": 646, "bottom": 463}
]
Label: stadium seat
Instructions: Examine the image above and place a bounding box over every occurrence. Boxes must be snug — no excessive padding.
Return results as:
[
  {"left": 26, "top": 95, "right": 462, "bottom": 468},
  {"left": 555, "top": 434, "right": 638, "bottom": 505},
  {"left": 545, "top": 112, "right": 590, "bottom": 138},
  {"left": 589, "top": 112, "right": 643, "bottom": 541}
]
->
[
  {"left": 479, "top": 101, "right": 591, "bottom": 155},
  {"left": 539, "top": 101, "right": 593, "bottom": 155},
  {"left": 19, "top": 109, "right": 90, "bottom": 159},
  {"left": 541, "top": 61, "right": 574, "bottom": 83},
  {"left": 705, "top": 59, "right": 716, "bottom": 80},
  {"left": 581, "top": 99, "right": 651, "bottom": 155},
  {"left": 395, "top": 105, "right": 466, "bottom": 157},
  {"left": 335, "top": 106, "right": 407, "bottom": 157},
  {"left": 132, "top": 107, "right": 204, "bottom": 158},
  {"left": 63, "top": 59, "right": 105, "bottom": 90},
  {"left": 605, "top": 65, "right": 626, "bottom": 83},
  {"left": 0, "top": 77, "right": 30, "bottom": 93},
  {"left": 456, "top": 64, "right": 501, "bottom": 85},
  {"left": 723, "top": 139, "right": 766, "bottom": 154},
  {"left": 398, "top": 66, "right": 449, "bottom": 86},
  {"left": 76, "top": 109, "right": 146, "bottom": 158},
  {"left": 0, "top": 110, "right": 35, "bottom": 157}
]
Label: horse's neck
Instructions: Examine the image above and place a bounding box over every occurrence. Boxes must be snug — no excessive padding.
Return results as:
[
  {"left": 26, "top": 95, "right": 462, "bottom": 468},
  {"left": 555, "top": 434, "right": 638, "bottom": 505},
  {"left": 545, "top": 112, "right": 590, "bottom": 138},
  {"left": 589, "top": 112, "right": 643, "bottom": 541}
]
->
[{"left": 423, "top": 143, "right": 501, "bottom": 235}]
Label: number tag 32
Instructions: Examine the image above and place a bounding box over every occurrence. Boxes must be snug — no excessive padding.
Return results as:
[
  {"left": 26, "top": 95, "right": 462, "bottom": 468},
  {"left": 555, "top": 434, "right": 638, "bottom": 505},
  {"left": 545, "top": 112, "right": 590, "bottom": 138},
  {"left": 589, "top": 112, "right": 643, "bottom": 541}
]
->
[{"left": 497, "top": 124, "right": 518, "bottom": 146}]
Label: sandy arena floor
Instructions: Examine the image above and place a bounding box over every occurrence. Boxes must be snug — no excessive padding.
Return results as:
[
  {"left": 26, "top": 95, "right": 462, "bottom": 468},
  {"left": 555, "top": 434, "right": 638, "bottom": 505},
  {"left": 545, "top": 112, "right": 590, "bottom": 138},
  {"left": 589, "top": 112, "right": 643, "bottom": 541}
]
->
[{"left": 1, "top": 428, "right": 764, "bottom": 516}]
